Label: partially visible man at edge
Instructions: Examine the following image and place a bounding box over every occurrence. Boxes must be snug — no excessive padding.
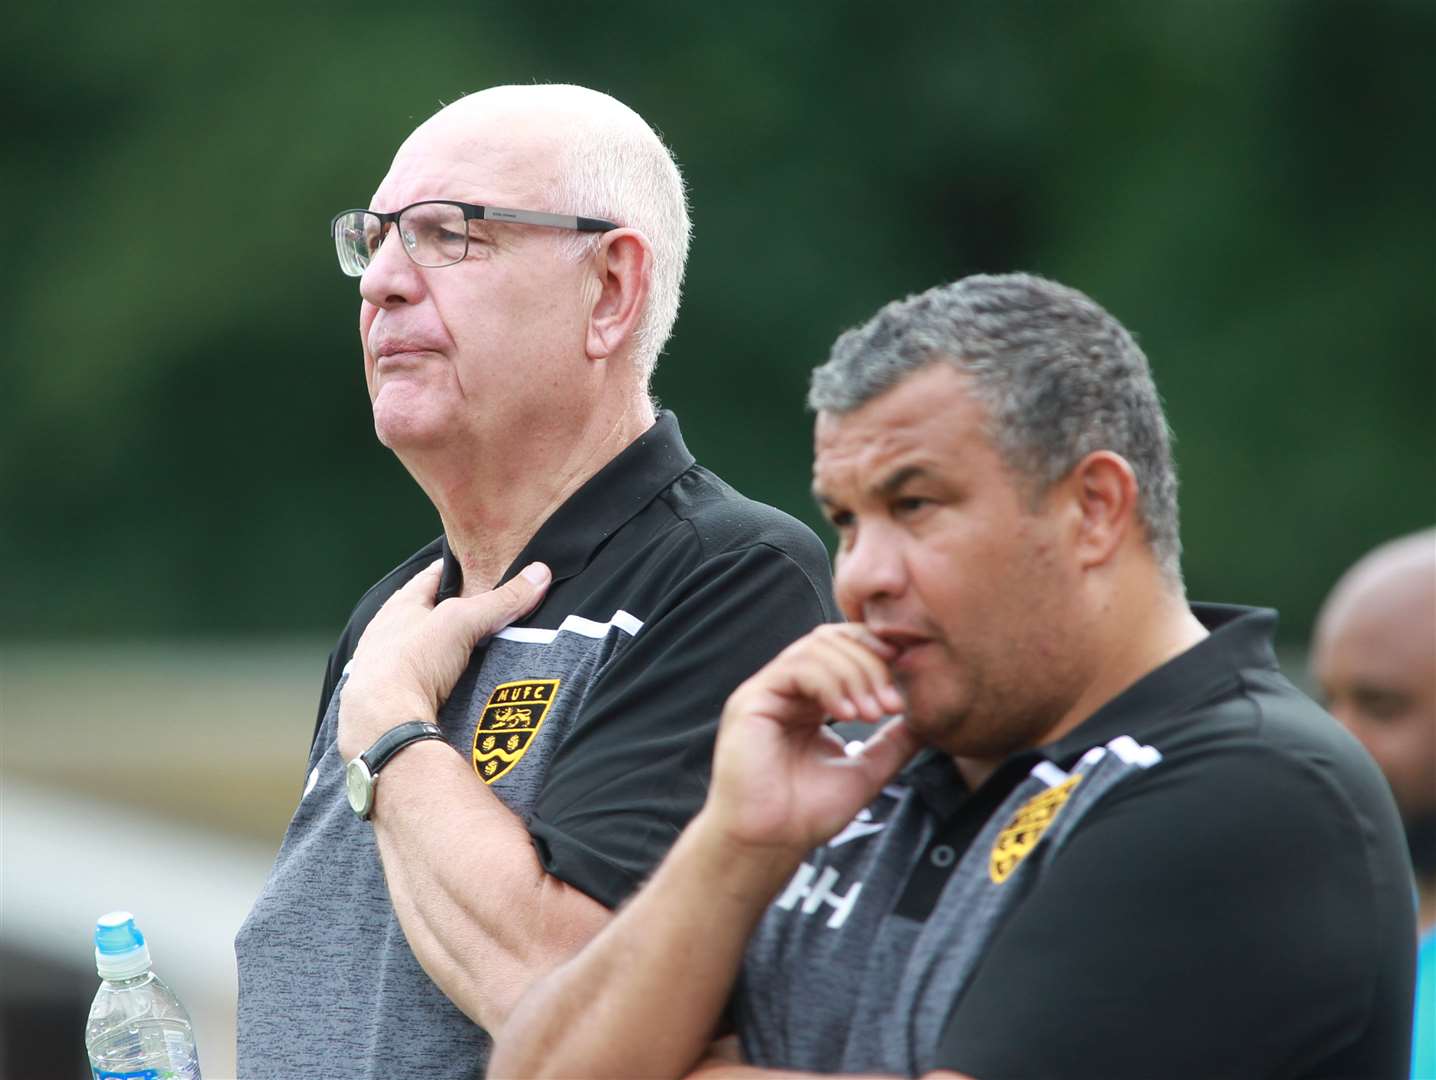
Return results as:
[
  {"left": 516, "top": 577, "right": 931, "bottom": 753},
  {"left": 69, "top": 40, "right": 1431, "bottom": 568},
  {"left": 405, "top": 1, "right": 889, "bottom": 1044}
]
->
[
  {"left": 477, "top": 273, "right": 1415, "bottom": 1078},
  {"left": 1313, "top": 529, "right": 1436, "bottom": 1080},
  {"left": 233, "top": 84, "right": 836, "bottom": 1078}
]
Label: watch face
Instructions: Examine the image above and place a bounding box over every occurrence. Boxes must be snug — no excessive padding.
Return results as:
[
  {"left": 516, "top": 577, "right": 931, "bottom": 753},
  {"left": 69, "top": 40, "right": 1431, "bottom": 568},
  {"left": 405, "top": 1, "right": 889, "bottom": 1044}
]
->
[{"left": 345, "top": 758, "right": 374, "bottom": 818}]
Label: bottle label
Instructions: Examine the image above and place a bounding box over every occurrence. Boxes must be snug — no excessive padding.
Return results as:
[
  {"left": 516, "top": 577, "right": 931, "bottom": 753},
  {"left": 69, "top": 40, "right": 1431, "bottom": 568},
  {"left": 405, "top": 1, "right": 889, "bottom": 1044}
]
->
[{"left": 92, "top": 1065, "right": 191, "bottom": 1080}]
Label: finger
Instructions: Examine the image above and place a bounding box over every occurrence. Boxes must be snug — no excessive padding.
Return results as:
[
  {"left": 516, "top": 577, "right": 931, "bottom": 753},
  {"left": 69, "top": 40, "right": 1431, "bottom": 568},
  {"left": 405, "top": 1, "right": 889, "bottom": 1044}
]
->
[
  {"left": 809, "top": 630, "right": 902, "bottom": 720},
  {"left": 439, "top": 561, "right": 552, "bottom": 647},
  {"left": 785, "top": 639, "right": 896, "bottom": 724},
  {"left": 847, "top": 715, "right": 924, "bottom": 787},
  {"left": 828, "top": 625, "right": 906, "bottom": 714},
  {"left": 351, "top": 559, "right": 446, "bottom": 659},
  {"left": 392, "top": 557, "right": 446, "bottom": 608},
  {"left": 829, "top": 621, "right": 899, "bottom": 661}
]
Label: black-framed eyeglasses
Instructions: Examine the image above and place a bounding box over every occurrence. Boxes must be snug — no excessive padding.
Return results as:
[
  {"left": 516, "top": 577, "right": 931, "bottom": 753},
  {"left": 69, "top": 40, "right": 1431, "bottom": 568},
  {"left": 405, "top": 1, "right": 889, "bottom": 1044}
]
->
[{"left": 330, "top": 199, "right": 619, "bottom": 277}]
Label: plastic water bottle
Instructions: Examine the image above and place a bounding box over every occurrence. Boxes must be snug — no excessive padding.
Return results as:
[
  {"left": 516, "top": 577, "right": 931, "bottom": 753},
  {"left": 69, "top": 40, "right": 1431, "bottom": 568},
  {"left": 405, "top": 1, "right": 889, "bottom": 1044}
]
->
[{"left": 84, "top": 911, "right": 202, "bottom": 1080}]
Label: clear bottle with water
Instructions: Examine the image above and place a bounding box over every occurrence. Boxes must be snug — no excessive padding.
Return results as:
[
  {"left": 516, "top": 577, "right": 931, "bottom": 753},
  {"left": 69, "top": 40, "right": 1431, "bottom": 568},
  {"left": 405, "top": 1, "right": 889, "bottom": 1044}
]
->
[{"left": 84, "top": 911, "right": 202, "bottom": 1080}]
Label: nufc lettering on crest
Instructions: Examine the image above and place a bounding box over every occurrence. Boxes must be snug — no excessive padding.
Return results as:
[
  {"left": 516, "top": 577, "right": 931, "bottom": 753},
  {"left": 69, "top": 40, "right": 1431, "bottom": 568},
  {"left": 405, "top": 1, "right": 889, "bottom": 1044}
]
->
[{"left": 472, "top": 679, "right": 561, "bottom": 784}]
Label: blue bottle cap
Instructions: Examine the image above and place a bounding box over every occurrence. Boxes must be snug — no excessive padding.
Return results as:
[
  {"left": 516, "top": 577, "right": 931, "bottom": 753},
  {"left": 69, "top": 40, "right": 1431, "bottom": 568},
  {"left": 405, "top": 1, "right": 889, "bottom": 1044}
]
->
[
  {"left": 95, "top": 911, "right": 144, "bottom": 955},
  {"left": 94, "top": 911, "right": 152, "bottom": 979}
]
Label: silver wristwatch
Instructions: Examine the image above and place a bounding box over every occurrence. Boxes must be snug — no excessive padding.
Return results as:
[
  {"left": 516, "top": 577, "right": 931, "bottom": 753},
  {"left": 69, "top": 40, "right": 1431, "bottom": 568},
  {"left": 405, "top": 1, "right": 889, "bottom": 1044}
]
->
[{"left": 344, "top": 721, "right": 445, "bottom": 820}]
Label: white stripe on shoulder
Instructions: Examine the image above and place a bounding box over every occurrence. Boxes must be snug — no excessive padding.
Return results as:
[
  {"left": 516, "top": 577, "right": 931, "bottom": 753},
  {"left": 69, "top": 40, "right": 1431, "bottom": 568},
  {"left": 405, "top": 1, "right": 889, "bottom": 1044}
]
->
[
  {"left": 1030, "top": 760, "right": 1071, "bottom": 788},
  {"left": 494, "top": 609, "right": 645, "bottom": 645},
  {"left": 1106, "top": 734, "right": 1163, "bottom": 768}
]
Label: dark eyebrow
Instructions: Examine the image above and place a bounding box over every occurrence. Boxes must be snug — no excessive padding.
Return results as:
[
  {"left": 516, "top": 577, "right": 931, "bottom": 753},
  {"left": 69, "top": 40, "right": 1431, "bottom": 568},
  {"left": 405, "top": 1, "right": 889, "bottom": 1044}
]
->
[
  {"left": 1350, "top": 684, "right": 1409, "bottom": 707},
  {"left": 811, "top": 464, "right": 932, "bottom": 511},
  {"left": 875, "top": 465, "right": 929, "bottom": 497}
]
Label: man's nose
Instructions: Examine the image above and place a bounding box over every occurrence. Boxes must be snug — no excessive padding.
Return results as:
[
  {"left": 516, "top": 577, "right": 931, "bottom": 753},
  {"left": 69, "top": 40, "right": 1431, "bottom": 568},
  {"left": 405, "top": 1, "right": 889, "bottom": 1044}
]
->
[
  {"left": 359, "top": 226, "right": 425, "bottom": 308},
  {"left": 833, "top": 524, "right": 907, "bottom": 620}
]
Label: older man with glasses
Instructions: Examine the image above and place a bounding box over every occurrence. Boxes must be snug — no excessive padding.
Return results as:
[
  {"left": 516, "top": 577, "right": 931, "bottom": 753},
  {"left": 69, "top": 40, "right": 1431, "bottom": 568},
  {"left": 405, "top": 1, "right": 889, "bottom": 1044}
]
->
[{"left": 234, "top": 83, "right": 836, "bottom": 1078}]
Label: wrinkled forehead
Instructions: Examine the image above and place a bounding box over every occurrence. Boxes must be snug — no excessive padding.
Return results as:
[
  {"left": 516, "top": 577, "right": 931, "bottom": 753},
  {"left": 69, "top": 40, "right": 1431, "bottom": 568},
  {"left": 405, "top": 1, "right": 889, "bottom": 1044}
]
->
[
  {"left": 811, "top": 410, "right": 917, "bottom": 494},
  {"left": 810, "top": 364, "right": 1006, "bottom": 501},
  {"left": 371, "top": 102, "right": 565, "bottom": 210}
]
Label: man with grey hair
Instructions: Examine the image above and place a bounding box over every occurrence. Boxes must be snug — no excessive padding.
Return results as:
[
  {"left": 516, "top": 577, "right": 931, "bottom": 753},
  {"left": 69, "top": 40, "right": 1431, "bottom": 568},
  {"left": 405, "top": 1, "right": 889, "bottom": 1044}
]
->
[
  {"left": 488, "top": 273, "right": 1415, "bottom": 1079},
  {"left": 234, "top": 84, "right": 836, "bottom": 1077}
]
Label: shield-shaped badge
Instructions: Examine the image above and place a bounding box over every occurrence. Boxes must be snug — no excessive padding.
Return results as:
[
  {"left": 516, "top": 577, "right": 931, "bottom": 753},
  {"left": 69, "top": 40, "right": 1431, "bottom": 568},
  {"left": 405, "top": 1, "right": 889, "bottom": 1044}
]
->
[
  {"left": 989, "top": 774, "right": 1082, "bottom": 884},
  {"left": 472, "top": 678, "right": 561, "bottom": 784}
]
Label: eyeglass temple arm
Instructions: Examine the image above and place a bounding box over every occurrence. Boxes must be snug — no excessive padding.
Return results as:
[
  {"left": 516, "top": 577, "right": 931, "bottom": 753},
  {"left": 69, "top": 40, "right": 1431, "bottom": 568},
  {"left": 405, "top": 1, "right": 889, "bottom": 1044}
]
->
[{"left": 477, "top": 206, "right": 618, "bottom": 233}]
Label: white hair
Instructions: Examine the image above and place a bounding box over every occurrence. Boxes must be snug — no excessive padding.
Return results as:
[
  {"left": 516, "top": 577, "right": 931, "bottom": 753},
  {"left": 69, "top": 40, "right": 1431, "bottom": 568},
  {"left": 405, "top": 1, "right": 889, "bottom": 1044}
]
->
[
  {"left": 524, "top": 87, "right": 691, "bottom": 382},
  {"left": 430, "top": 86, "right": 691, "bottom": 383}
]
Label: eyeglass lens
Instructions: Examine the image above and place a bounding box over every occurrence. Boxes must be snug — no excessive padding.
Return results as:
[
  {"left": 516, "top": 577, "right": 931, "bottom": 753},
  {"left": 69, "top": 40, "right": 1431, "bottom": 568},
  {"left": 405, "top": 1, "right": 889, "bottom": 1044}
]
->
[{"left": 333, "top": 202, "right": 469, "bottom": 276}]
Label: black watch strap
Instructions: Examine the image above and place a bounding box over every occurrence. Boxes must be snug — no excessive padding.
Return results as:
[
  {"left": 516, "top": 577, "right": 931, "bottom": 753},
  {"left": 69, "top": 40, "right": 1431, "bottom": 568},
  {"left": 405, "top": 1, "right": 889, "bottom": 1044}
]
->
[{"left": 361, "top": 721, "right": 445, "bottom": 774}]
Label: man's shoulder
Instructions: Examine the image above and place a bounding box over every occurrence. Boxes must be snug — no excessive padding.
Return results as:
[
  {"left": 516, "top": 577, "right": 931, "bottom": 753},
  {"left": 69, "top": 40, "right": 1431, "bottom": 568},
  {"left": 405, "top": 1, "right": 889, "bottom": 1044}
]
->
[
  {"left": 1074, "top": 667, "right": 1407, "bottom": 902},
  {"left": 655, "top": 463, "right": 831, "bottom": 567},
  {"left": 1147, "top": 663, "right": 1394, "bottom": 816}
]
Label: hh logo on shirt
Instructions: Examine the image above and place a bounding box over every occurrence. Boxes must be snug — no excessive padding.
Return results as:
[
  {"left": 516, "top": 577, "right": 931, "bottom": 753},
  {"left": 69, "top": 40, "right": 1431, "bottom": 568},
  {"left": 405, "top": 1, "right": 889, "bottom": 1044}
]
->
[{"left": 472, "top": 679, "right": 560, "bottom": 783}]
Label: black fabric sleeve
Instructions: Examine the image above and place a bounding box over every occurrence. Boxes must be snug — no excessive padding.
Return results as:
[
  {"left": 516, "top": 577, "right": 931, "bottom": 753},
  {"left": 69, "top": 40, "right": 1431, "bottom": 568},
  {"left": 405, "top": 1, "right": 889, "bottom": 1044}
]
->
[
  {"left": 527, "top": 542, "right": 835, "bottom": 909},
  {"left": 934, "top": 744, "right": 1415, "bottom": 1080}
]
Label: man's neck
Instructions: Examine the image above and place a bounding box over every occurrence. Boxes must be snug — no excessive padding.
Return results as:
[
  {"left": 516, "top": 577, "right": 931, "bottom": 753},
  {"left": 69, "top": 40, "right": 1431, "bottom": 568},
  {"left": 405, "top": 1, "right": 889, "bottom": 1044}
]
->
[
  {"left": 403, "top": 396, "right": 655, "bottom": 593},
  {"left": 1044, "top": 583, "right": 1210, "bottom": 750},
  {"left": 955, "top": 579, "right": 1209, "bottom": 791}
]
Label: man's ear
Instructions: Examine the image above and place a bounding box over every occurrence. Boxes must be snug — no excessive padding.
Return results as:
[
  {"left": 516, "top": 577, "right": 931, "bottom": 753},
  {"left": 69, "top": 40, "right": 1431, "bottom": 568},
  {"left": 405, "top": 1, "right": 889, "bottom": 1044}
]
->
[
  {"left": 1066, "top": 451, "right": 1140, "bottom": 571},
  {"left": 585, "top": 229, "right": 650, "bottom": 362}
]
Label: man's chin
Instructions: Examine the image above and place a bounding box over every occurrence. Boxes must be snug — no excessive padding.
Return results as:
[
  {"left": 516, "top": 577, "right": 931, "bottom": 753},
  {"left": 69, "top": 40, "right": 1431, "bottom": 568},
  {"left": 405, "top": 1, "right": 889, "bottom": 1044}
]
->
[
  {"left": 900, "top": 702, "right": 1040, "bottom": 765},
  {"left": 372, "top": 404, "right": 451, "bottom": 454},
  {"left": 897, "top": 698, "right": 968, "bottom": 752}
]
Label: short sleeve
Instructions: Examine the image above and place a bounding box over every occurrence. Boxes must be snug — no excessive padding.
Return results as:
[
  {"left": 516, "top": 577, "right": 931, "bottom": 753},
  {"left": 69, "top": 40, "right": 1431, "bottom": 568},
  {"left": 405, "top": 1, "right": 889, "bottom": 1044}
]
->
[
  {"left": 934, "top": 746, "right": 1416, "bottom": 1080},
  {"left": 528, "top": 542, "right": 834, "bottom": 908}
]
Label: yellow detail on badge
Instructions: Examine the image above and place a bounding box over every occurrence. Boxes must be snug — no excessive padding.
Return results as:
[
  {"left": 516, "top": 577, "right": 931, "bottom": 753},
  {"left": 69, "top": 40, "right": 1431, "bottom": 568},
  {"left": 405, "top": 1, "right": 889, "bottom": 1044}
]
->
[
  {"left": 989, "top": 775, "right": 1082, "bottom": 884},
  {"left": 472, "top": 679, "right": 560, "bottom": 784}
]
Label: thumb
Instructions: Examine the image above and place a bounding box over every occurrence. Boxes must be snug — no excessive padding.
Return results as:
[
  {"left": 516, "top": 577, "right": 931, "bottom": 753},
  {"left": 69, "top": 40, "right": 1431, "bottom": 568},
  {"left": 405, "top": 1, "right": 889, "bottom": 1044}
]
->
[{"left": 445, "top": 561, "right": 552, "bottom": 645}]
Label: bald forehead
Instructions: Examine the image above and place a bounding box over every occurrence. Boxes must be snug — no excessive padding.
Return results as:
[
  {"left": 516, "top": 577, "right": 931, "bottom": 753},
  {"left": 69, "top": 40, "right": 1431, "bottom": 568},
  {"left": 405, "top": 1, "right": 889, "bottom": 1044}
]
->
[
  {"left": 1318, "top": 534, "right": 1436, "bottom": 641},
  {"left": 406, "top": 84, "right": 648, "bottom": 157},
  {"left": 441, "top": 84, "right": 644, "bottom": 125},
  {"left": 393, "top": 97, "right": 557, "bottom": 177},
  {"left": 376, "top": 85, "right": 648, "bottom": 210}
]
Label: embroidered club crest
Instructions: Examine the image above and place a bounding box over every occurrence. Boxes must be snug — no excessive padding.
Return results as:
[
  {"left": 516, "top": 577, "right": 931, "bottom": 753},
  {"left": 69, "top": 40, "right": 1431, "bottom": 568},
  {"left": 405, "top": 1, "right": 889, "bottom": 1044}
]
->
[
  {"left": 989, "top": 774, "right": 1082, "bottom": 884},
  {"left": 472, "top": 679, "right": 560, "bottom": 784}
]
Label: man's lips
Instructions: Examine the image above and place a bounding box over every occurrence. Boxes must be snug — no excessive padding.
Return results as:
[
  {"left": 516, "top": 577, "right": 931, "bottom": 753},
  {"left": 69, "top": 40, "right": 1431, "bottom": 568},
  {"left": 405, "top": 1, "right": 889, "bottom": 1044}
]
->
[
  {"left": 374, "top": 344, "right": 441, "bottom": 358},
  {"left": 371, "top": 331, "right": 446, "bottom": 357},
  {"left": 868, "top": 627, "right": 936, "bottom": 668},
  {"left": 370, "top": 339, "right": 444, "bottom": 373}
]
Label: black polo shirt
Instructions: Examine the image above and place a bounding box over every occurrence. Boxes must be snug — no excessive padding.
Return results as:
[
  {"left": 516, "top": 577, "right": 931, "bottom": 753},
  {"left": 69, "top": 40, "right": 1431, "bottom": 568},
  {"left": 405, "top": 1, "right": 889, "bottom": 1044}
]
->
[
  {"left": 737, "top": 604, "right": 1416, "bottom": 1079},
  {"left": 237, "top": 411, "right": 838, "bottom": 1079}
]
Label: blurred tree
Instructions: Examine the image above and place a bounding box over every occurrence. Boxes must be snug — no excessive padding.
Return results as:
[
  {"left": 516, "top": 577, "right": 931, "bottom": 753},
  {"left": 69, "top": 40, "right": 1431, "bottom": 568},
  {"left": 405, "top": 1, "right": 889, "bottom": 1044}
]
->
[{"left": 2, "top": 0, "right": 1431, "bottom": 642}]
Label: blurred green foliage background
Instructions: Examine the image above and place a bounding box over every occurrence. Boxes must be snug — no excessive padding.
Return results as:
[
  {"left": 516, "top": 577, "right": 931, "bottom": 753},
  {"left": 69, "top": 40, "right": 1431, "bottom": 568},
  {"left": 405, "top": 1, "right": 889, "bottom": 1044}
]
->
[{"left": 3, "top": 0, "right": 1432, "bottom": 646}]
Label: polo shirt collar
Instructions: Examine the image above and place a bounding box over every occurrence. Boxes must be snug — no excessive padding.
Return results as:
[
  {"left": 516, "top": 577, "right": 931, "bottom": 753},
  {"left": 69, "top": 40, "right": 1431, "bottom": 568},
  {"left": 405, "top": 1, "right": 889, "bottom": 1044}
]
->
[
  {"left": 1041, "top": 602, "right": 1278, "bottom": 764},
  {"left": 899, "top": 603, "right": 1279, "bottom": 816},
  {"left": 436, "top": 411, "right": 695, "bottom": 601}
]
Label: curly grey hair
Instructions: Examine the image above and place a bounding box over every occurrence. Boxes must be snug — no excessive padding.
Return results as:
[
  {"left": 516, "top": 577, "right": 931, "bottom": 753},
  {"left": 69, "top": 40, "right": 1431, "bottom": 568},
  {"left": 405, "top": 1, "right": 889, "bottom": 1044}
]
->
[{"left": 809, "top": 273, "right": 1183, "bottom": 584}]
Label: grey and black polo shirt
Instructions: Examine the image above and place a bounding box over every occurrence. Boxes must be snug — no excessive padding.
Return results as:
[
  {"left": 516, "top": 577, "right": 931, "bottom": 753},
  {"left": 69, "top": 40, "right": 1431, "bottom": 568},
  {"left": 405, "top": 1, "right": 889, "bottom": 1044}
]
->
[
  {"left": 236, "top": 411, "right": 837, "bottom": 1079},
  {"left": 736, "top": 604, "right": 1416, "bottom": 1079}
]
